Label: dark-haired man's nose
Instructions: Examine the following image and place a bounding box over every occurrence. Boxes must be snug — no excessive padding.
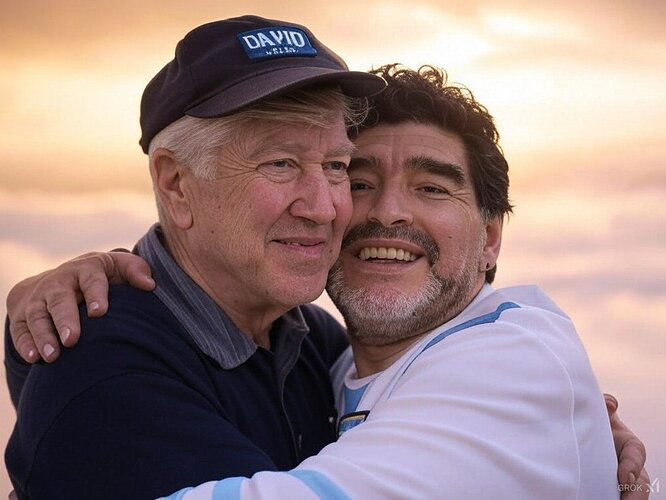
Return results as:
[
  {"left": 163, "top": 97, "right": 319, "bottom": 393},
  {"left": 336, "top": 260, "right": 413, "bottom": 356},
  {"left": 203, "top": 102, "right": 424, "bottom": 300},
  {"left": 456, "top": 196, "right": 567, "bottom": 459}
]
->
[{"left": 366, "top": 188, "right": 413, "bottom": 227}]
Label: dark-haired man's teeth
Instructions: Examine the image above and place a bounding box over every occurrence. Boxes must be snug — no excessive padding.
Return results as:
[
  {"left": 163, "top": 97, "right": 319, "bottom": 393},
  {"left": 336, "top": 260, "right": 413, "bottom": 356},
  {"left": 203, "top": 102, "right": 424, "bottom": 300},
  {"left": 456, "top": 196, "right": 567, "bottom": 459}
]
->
[{"left": 358, "top": 247, "right": 417, "bottom": 261}]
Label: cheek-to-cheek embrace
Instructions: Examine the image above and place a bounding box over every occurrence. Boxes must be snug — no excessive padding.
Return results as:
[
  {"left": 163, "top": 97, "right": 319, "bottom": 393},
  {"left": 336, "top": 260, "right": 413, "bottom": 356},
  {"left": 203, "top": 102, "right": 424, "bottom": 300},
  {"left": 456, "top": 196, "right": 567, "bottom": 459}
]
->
[{"left": 180, "top": 117, "right": 499, "bottom": 346}]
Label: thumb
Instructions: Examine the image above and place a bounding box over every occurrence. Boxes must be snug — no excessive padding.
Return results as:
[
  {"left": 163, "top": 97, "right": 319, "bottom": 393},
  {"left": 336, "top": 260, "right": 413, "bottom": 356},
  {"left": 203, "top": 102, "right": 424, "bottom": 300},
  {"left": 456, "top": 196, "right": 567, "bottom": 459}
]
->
[{"left": 109, "top": 251, "right": 155, "bottom": 290}]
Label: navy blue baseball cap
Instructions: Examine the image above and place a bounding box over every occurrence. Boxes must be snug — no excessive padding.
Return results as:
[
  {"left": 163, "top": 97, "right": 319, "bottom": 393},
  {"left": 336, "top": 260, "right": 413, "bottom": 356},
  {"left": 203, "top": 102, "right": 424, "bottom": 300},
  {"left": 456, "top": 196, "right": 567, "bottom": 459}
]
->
[{"left": 139, "top": 15, "right": 386, "bottom": 153}]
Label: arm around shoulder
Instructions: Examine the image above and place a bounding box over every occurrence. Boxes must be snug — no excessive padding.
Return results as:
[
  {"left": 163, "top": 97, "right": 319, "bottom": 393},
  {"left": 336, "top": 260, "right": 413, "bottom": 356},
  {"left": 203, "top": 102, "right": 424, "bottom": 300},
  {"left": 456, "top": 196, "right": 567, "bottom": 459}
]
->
[
  {"left": 8, "top": 370, "right": 277, "bottom": 499},
  {"left": 153, "top": 310, "right": 620, "bottom": 500},
  {"left": 6, "top": 287, "right": 276, "bottom": 499}
]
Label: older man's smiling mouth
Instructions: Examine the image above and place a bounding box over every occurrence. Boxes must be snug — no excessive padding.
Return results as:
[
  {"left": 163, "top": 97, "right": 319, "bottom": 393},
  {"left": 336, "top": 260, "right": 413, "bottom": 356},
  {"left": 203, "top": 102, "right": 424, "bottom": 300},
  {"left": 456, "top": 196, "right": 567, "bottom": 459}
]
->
[{"left": 273, "top": 237, "right": 328, "bottom": 258}]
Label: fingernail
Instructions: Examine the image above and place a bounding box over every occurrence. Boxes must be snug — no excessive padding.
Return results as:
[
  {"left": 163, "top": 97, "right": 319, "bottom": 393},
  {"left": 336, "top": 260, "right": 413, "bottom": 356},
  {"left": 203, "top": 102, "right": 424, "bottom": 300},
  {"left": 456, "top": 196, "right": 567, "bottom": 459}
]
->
[
  {"left": 27, "top": 349, "right": 36, "bottom": 360},
  {"left": 629, "top": 472, "right": 636, "bottom": 484},
  {"left": 43, "top": 344, "right": 55, "bottom": 358},
  {"left": 62, "top": 327, "right": 71, "bottom": 342},
  {"left": 90, "top": 301, "right": 100, "bottom": 311}
]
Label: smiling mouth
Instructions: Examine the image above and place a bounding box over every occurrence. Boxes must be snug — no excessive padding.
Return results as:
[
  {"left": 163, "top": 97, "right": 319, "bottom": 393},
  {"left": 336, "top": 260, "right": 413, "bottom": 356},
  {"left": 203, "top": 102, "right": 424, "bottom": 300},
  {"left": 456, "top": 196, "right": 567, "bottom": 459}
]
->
[
  {"left": 357, "top": 246, "right": 419, "bottom": 262},
  {"left": 277, "top": 240, "right": 322, "bottom": 247},
  {"left": 274, "top": 236, "right": 326, "bottom": 247}
]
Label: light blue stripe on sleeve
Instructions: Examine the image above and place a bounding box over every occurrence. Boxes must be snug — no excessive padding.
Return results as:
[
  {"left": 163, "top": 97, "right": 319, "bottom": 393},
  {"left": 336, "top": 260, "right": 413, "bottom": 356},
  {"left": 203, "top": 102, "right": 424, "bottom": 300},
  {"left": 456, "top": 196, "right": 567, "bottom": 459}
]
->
[
  {"left": 211, "top": 477, "right": 244, "bottom": 499},
  {"left": 160, "top": 477, "right": 244, "bottom": 500},
  {"left": 421, "top": 301, "right": 520, "bottom": 352},
  {"left": 160, "top": 486, "right": 192, "bottom": 499},
  {"left": 394, "top": 302, "right": 521, "bottom": 389},
  {"left": 287, "top": 470, "right": 350, "bottom": 499}
]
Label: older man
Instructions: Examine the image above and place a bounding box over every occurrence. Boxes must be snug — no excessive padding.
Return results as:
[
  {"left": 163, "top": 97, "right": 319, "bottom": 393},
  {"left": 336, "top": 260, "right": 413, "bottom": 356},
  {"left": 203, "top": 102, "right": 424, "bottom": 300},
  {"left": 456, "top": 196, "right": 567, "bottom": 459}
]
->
[
  {"left": 5, "top": 24, "right": 648, "bottom": 500},
  {"left": 4, "top": 16, "right": 385, "bottom": 499}
]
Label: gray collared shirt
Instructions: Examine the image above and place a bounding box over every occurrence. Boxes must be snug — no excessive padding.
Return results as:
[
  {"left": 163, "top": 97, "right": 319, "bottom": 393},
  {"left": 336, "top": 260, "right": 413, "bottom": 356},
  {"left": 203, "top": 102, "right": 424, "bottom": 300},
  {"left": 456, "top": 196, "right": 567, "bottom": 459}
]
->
[{"left": 136, "top": 224, "right": 310, "bottom": 370}]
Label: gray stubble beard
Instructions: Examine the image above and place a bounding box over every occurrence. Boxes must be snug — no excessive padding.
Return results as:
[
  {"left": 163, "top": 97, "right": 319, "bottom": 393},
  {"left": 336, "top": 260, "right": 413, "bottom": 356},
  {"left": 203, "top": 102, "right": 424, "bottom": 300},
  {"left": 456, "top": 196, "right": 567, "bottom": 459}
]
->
[{"left": 326, "top": 254, "right": 479, "bottom": 347}]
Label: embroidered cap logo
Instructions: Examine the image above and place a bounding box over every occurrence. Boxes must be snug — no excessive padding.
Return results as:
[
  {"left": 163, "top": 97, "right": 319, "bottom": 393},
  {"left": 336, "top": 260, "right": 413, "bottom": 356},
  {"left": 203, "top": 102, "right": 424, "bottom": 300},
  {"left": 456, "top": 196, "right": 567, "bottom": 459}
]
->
[{"left": 237, "top": 26, "right": 318, "bottom": 60}]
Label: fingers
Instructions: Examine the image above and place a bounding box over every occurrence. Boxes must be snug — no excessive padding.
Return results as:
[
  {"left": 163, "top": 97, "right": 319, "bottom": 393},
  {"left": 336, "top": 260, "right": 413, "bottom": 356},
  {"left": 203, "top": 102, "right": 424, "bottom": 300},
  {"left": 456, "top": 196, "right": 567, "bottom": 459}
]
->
[
  {"left": 60, "top": 251, "right": 154, "bottom": 320},
  {"left": 23, "top": 298, "right": 61, "bottom": 362},
  {"left": 609, "top": 399, "right": 647, "bottom": 487},
  {"left": 75, "top": 253, "right": 113, "bottom": 318},
  {"left": 618, "top": 438, "right": 648, "bottom": 487},
  {"left": 7, "top": 275, "right": 46, "bottom": 362},
  {"left": 604, "top": 393, "right": 619, "bottom": 415},
  {"left": 8, "top": 319, "right": 40, "bottom": 363},
  {"left": 6, "top": 251, "right": 154, "bottom": 365},
  {"left": 108, "top": 251, "right": 155, "bottom": 290},
  {"left": 620, "top": 468, "right": 651, "bottom": 499},
  {"left": 7, "top": 252, "right": 114, "bottom": 363},
  {"left": 44, "top": 287, "right": 82, "bottom": 348},
  {"left": 608, "top": 395, "right": 649, "bottom": 496}
]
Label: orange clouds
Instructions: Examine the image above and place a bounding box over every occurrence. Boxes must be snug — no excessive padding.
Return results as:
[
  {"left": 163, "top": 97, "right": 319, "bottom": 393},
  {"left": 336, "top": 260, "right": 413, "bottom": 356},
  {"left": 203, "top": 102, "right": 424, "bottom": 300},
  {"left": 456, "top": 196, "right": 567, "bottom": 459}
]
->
[{"left": 3, "top": 1, "right": 664, "bottom": 193}]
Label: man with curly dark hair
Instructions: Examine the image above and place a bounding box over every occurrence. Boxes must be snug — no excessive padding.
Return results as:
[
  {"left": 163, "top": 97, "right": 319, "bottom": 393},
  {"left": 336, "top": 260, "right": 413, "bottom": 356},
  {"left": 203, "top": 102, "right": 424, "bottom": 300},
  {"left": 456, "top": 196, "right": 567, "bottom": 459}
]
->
[{"left": 358, "top": 64, "right": 513, "bottom": 248}]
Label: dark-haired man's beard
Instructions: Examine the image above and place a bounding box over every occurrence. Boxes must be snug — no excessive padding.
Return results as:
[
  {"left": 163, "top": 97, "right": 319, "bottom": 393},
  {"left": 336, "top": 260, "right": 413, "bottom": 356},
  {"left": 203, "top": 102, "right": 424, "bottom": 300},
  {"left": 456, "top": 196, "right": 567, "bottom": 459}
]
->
[{"left": 326, "top": 224, "right": 484, "bottom": 346}]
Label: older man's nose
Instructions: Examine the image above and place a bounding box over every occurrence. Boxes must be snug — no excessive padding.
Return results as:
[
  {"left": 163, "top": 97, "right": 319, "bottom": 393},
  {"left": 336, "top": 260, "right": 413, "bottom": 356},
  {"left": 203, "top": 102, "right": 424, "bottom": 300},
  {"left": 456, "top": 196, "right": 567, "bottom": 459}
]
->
[{"left": 289, "top": 171, "right": 337, "bottom": 224}]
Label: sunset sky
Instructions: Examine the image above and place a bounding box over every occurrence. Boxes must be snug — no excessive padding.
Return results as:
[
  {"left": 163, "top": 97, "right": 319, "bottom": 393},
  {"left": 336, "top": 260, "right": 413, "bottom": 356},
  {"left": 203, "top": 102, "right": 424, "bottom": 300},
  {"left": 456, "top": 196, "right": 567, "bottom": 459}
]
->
[{"left": 1, "top": 0, "right": 664, "bottom": 492}]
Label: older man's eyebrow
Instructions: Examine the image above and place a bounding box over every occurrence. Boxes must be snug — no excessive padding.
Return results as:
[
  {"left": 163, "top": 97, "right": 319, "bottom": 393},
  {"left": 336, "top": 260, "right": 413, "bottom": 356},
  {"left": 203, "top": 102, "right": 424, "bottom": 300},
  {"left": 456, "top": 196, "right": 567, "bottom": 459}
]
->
[
  {"left": 406, "top": 155, "right": 466, "bottom": 186},
  {"left": 248, "top": 140, "right": 356, "bottom": 161}
]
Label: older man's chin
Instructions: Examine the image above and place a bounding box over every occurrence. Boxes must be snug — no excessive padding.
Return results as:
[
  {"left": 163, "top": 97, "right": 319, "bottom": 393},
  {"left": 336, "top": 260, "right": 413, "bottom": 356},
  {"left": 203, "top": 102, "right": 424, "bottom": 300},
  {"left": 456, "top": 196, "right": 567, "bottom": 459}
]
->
[
  {"left": 261, "top": 254, "right": 336, "bottom": 308},
  {"left": 274, "top": 277, "right": 330, "bottom": 309}
]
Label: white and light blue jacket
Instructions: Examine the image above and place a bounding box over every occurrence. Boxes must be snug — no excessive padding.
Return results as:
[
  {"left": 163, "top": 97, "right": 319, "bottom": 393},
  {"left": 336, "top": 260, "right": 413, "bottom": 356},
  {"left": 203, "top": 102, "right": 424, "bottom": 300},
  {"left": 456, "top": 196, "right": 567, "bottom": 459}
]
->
[{"left": 162, "top": 285, "right": 619, "bottom": 500}]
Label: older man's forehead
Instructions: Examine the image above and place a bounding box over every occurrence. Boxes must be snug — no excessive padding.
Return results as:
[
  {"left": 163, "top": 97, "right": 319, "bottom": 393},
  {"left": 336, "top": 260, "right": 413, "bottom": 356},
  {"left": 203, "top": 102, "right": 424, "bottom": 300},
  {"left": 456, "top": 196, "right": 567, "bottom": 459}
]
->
[{"left": 246, "top": 126, "right": 355, "bottom": 160}]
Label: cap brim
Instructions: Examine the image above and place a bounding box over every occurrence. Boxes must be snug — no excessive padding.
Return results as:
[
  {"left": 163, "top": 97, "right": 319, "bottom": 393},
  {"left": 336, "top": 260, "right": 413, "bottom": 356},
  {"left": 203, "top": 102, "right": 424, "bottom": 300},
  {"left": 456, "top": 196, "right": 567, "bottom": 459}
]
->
[{"left": 185, "top": 66, "right": 385, "bottom": 118}]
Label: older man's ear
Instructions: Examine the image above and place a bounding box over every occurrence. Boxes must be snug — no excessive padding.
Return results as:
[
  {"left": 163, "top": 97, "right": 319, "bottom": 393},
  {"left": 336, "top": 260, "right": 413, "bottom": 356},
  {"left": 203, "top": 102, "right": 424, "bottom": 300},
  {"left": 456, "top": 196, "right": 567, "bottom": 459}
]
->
[{"left": 150, "top": 148, "right": 194, "bottom": 230}]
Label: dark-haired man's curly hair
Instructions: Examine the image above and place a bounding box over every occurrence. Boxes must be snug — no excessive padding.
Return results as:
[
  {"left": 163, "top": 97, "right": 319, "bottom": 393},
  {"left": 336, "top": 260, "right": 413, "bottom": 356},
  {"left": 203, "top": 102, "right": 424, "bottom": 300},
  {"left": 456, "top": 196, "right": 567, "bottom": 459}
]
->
[{"left": 353, "top": 64, "right": 513, "bottom": 283}]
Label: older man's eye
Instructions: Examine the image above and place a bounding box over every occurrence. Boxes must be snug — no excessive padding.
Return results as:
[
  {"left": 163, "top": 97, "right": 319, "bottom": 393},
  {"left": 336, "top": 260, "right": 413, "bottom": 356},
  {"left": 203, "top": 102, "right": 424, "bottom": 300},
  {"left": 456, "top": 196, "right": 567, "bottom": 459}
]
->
[
  {"left": 257, "top": 159, "right": 299, "bottom": 182},
  {"left": 268, "top": 159, "right": 292, "bottom": 168},
  {"left": 258, "top": 159, "right": 296, "bottom": 173},
  {"left": 350, "top": 181, "right": 371, "bottom": 191},
  {"left": 322, "top": 161, "right": 350, "bottom": 185},
  {"left": 326, "top": 161, "right": 349, "bottom": 172}
]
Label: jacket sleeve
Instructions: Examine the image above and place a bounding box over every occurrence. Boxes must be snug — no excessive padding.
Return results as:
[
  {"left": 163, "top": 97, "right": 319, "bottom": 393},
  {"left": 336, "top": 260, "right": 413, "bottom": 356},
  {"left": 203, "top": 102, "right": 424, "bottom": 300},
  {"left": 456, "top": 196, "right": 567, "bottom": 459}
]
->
[
  {"left": 7, "top": 285, "right": 283, "bottom": 500},
  {"left": 161, "top": 316, "right": 617, "bottom": 500},
  {"left": 14, "top": 371, "right": 277, "bottom": 500}
]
